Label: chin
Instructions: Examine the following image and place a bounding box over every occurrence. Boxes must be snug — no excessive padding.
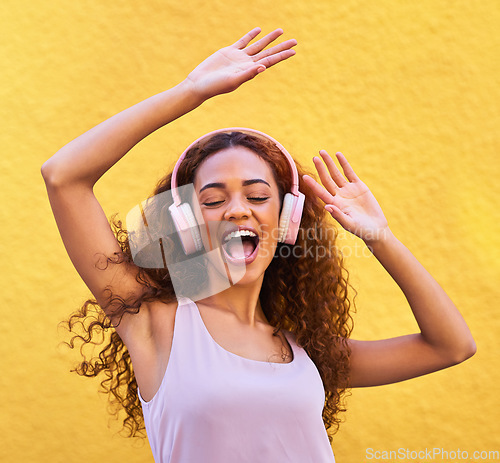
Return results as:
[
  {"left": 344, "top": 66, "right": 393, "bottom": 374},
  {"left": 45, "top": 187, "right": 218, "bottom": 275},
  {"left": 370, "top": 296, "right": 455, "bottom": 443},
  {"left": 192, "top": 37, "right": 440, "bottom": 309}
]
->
[{"left": 230, "top": 254, "right": 273, "bottom": 287}]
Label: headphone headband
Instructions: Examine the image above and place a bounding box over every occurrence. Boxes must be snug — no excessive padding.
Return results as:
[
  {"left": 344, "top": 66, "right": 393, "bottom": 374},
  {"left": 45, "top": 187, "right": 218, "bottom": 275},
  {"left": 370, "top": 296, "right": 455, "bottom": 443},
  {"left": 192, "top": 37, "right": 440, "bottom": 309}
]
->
[
  {"left": 170, "top": 127, "right": 301, "bottom": 206},
  {"left": 168, "top": 127, "right": 305, "bottom": 251}
]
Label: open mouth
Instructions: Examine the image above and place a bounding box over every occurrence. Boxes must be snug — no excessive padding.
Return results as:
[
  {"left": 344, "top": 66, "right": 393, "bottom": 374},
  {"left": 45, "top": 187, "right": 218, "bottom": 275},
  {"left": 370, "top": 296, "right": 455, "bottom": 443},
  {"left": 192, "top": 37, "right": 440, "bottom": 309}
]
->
[{"left": 221, "top": 227, "right": 260, "bottom": 262}]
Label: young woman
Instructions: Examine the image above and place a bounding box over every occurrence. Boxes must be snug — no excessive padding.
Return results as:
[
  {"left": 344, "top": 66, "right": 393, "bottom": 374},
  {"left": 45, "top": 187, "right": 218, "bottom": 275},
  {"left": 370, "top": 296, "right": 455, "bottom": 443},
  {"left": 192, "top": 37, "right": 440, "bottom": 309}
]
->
[{"left": 42, "top": 27, "right": 476, "bottom": 463}]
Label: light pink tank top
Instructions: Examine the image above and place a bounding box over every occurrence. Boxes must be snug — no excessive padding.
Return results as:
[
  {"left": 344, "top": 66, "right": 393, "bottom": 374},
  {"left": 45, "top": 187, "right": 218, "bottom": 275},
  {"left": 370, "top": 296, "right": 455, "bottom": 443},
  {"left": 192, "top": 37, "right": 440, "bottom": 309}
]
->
[{"left": 138, "top": 296, "right": 336, "bottom": 463}]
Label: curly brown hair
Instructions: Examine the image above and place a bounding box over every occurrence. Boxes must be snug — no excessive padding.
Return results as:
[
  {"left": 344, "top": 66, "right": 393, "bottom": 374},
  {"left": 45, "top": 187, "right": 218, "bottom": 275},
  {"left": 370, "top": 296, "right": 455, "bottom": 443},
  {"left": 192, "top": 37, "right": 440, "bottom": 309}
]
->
[{"left": 62, "top": 130, "right": 355, "bottom": 443}]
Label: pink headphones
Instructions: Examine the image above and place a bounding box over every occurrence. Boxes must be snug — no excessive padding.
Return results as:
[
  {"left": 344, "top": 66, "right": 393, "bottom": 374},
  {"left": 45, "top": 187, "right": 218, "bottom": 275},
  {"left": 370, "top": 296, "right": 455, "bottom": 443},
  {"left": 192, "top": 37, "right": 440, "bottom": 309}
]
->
[{"left": 168, "top": 127, "right": 305, "bottom": 255}]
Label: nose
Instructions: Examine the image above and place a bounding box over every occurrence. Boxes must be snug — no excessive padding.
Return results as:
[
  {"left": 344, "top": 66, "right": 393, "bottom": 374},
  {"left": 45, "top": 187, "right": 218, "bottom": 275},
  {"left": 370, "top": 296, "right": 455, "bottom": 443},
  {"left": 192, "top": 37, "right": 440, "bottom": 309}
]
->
[{"left": 223, "top": 195, "right": 252, "bottom": 220}]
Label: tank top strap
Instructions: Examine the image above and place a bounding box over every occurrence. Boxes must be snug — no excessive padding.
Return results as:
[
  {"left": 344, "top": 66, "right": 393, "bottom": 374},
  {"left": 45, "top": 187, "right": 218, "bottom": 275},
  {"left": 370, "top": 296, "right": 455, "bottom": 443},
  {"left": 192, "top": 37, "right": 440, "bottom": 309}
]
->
[
  {"left": 175, "top": 296, "right": 208, "bottom": 340},
  {"left": 173, "top": 296, "right": 237, "bottom": 361},
  {"left": 169, "top": 296, "right": 207, "bottom": 356},
  {"left": 169, "top": 296, "right": 233, "bottom": 370}
]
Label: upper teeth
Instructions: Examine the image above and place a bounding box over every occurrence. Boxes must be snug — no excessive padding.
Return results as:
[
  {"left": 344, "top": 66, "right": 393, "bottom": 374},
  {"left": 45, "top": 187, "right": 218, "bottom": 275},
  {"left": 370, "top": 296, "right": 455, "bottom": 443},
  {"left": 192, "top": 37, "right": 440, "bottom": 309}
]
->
[{"left": 223, "top": 230, "right": 257, "bottom": 243}]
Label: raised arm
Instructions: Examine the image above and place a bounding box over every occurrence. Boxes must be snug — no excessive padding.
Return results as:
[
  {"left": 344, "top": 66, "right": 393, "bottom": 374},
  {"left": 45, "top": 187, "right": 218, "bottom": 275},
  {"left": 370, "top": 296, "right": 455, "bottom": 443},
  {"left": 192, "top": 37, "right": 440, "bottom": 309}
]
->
[
  {"left": 302, "top": 150, "right": 476, "bottom": 387},
  {"left": 41, "top": 27, "right": 297, "bottom": 330},
  {"left": 41, "top": 27, "right": 297, "bottom": 186}
]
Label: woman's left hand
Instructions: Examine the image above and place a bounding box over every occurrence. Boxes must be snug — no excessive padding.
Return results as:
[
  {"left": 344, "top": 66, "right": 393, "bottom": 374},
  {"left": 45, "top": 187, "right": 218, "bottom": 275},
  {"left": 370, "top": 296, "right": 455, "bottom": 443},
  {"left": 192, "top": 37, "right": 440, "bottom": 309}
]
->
[
  {"left": 302, "top": 150, "right": 389, "bottom": 244},
  {"left": 185, "top": 28, "right": 297, "bottom": 101}
]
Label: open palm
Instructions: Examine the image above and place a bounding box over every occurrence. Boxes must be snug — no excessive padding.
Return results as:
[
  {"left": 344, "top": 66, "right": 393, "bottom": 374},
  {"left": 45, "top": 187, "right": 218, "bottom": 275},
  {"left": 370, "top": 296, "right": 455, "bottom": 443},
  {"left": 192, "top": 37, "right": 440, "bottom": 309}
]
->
[
  {"left": 186, "top": 27, "right": 297, "bottom": 100},
  {"left": 303, "top": 150, "right": 389, "bottom": 243}
]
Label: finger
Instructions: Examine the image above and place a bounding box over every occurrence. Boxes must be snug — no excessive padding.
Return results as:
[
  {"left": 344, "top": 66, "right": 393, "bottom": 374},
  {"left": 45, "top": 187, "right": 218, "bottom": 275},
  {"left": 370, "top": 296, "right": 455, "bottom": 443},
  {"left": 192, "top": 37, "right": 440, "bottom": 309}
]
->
[
  {"left": 233, "top": 27, "right": 262, "bottom": 49},
  {"left": 302, "top": 174, "right": 336, "bottom": 205},
  {"left": 312, "top": 156, "right": 341, "bottom": 194},
  {"left": 325, "top": 204, "right": 356, "bottom": 231},
  {"left": 335, "top": 152, "right": 360, "bottom": 182},
  {"left": 256, "top": 48, "right": 297, "bottom": 69},
  {"left": 243, "top": 28, "right": 284, "bottom": 55},
  {"left": 253, "top": 38, "right": 298, "bottom": 62},
  {"left": 319, "top": 150, "right": 348, "bottom": 187},
  {"left": 236, "top": 63, "right": 267, "bottom": 83}
]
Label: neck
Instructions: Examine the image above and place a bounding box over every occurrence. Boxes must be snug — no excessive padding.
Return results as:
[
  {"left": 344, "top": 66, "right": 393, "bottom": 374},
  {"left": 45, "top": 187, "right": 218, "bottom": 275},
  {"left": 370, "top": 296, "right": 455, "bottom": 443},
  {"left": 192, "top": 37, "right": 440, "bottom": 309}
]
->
[{"left": 199, "top": 274, "right": 268, "bottom": 327}]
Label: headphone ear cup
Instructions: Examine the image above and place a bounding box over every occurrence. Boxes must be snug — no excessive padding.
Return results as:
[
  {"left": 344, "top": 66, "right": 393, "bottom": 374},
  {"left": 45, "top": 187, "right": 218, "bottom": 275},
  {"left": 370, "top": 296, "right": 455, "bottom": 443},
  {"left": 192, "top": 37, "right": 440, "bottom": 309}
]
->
[
  {"left": 180, "top": 203, "right": 203, "bottom": 253},
  {"left": 169, "top": 202, "right": 203, "bottom": 255},
  {"left": 278, "top": 192, "right": 305, "bottom": 245},
  {"left": 278, "top": 193, "right": 295, "bottom": 243}
]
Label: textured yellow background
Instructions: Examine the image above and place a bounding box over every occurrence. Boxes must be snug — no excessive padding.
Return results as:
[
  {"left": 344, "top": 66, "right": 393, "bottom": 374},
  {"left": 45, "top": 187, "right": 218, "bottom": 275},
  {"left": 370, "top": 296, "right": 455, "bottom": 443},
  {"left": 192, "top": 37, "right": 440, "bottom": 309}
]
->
[{"left": 1, "top": 0, "right": 499, "bottom": 461}]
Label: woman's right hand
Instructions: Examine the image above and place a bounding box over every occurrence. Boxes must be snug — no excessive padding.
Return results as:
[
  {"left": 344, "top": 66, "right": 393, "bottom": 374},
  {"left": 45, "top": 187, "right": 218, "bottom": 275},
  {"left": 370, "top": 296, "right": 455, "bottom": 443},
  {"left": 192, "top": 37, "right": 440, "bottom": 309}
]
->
[{"left": 185, "top": 27, "right": 297, "bottom": 101}]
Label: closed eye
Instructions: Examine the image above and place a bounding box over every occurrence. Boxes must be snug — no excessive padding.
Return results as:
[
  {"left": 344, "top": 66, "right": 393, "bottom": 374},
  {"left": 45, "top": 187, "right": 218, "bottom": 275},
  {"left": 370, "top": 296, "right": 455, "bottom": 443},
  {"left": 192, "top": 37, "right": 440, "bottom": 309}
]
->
[{"left": 203, "top": 197, "right": 269, "bottom": 207}]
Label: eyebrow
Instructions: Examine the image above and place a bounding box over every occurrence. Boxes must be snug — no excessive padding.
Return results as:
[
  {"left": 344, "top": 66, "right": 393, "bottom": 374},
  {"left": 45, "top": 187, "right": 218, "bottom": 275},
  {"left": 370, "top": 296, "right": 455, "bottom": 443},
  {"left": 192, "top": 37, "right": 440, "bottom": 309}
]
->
[{"left": 198, "top": 179, "right": 271, "bottom": 194}]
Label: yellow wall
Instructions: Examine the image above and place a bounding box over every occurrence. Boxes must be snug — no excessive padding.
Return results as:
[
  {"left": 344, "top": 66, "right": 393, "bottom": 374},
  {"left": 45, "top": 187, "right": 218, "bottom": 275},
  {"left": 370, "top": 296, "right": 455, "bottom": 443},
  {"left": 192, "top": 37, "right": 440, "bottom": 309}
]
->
[{"left": 1, "top": 0, "right": 498, "bottom": 461}]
